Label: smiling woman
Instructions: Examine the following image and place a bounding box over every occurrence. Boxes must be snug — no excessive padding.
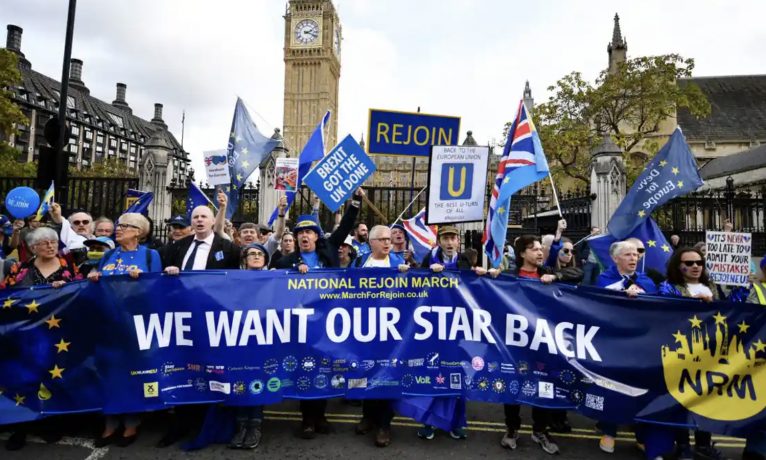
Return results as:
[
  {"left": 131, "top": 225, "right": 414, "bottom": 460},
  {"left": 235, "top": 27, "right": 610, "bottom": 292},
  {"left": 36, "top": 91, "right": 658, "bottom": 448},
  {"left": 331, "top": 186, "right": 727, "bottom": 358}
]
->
[{"left": 1, "top": 227, "right": 82, "bottom": 289}]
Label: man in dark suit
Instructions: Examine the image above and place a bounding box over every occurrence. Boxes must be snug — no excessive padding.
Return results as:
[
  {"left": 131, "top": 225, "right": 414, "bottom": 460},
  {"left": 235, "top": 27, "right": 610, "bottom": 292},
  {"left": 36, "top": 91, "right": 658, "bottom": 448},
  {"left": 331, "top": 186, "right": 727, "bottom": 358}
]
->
[
  {"left": 275, "top": 188, "right": 363, "bottom": 439},
  {"left": 157, "top": 205, "right": 239, "bottom": 448},
  {"left": 163, "top": 205, "right": 240, "bottom": 273}
]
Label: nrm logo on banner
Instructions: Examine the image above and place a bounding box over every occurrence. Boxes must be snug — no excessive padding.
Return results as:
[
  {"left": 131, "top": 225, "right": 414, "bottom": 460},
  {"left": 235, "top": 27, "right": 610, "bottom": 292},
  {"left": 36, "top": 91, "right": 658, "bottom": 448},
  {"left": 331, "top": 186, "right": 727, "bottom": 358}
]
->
[
  {"left": 662, "top": 311, "right": 766, "bottom": 421},
  {"left": 440, "top": 163, "right": 473, "bottom": 200}
]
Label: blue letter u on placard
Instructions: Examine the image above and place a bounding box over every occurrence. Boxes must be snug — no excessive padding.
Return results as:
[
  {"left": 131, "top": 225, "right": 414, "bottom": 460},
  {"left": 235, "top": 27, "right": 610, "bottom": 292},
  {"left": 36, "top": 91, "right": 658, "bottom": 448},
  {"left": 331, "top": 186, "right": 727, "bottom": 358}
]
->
[{"left": 440, "top": 163, "right": 473, "bottom": 200}]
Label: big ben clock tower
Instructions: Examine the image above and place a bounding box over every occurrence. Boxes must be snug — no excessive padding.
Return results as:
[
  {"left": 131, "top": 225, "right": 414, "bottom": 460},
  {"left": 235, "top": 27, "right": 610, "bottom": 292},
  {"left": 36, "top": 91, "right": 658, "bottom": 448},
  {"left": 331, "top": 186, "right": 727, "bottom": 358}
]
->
[{"left": 283, "top": 0, "right": 341, "bottom": 154}]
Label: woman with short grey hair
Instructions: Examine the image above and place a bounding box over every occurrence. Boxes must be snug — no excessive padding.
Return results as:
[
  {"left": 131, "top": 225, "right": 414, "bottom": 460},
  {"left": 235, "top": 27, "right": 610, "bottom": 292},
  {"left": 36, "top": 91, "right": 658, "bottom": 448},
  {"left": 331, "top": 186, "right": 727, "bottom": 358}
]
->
[{"left": 1, "top": 227, "right": 81, "bottom": 289}]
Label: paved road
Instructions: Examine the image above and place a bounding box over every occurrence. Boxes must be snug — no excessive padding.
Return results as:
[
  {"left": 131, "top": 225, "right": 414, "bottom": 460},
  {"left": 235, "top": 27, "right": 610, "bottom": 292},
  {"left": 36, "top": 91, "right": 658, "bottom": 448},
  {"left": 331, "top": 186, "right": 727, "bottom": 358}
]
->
[{"left": 2, "top": 401, "right": 745, "bottom": 459}]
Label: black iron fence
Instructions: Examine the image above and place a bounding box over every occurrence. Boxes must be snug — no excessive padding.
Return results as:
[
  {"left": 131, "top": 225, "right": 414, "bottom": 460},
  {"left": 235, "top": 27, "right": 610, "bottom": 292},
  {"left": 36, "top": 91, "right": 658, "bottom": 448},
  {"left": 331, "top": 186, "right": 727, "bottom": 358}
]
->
[{"left": 0, "top": 176, "right": 138, "bottom": 219}]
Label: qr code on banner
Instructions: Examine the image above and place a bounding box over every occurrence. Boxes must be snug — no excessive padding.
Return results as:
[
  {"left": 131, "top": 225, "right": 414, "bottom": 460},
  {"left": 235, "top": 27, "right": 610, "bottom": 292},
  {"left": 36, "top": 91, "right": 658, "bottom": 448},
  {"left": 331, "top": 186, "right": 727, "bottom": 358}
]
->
[{"left": 585, "top": 393, "right": 604, "bottom": 411}]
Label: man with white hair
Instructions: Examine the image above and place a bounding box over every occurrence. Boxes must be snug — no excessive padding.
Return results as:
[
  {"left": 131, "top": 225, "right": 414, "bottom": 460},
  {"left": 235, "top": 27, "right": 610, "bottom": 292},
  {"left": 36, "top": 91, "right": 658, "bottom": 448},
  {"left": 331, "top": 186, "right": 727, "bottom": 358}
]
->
[
  {"left": 596, "top": 240, "right": 657, "bottom": 296},
  {"left": 68, "top": 211, "right": 95, "bottom": 238}
]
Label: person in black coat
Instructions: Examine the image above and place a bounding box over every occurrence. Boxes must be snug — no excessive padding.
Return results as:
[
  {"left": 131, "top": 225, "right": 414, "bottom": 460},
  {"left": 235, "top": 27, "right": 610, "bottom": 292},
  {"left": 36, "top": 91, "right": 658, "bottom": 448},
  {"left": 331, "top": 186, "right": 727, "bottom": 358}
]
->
[
  {"left": 162, "top": 206, "right": 240, "bottom": 273},
  {"left": 274, "top": 188, "right": 363, "bottom": 439}
]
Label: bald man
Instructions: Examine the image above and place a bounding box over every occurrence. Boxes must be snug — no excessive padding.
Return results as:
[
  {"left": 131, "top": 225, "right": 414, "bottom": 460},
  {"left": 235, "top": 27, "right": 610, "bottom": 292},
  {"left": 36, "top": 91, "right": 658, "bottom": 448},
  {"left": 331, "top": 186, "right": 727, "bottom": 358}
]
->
[{"left": 163, "top": 205, "right": 240, "bottom": 274}]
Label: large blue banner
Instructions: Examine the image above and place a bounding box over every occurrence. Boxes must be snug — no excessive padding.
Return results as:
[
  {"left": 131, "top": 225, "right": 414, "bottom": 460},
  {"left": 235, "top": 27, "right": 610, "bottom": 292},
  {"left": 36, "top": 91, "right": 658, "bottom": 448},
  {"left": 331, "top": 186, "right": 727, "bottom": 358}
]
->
[
  {"left": 1, "top": 269, "right": 765, "bottom": 436},
  {"left": 367, "top": 109, "right": 460, "bottom": 156}
]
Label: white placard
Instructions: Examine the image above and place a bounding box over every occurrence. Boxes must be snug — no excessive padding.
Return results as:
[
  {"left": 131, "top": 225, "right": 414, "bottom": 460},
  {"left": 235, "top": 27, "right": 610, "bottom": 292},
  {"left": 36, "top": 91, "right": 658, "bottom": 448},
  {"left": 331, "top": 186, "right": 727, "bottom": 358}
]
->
[
  {"left": 203, "top": 149, "right": 231, "bottom": 186},
  {"left": 706, "top": 231, "right": 752, "bottom": 286},
  {"left": 275, "top": 157, "right": 299, "bottom": 192},
  {"left": 426, "top": 145, "right": 489, "bottom": 224}
]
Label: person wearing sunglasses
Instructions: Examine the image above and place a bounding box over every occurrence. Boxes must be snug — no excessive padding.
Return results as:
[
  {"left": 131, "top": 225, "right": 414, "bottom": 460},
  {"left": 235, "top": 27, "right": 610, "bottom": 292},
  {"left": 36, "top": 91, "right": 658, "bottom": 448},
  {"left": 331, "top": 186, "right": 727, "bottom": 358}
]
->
[
  {"left": 658, "top": 247, "right": 726, "bottom": 460},
  {"left": 67, "top": 211, "right": 95, "bottom": 239},
  {"left": 547, "top": 237, "right": 583, "bottom": 285}
]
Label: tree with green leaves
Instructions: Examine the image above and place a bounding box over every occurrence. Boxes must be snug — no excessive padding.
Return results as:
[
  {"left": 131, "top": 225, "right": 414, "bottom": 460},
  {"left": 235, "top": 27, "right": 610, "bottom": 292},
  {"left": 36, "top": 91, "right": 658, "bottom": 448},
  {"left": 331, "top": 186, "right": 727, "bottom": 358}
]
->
[
  {"left": 528, "top": 54, "right": 710, "bottom": 189},
  {"left": 0, "top": 49, "right": 31, "bottom": 176}
]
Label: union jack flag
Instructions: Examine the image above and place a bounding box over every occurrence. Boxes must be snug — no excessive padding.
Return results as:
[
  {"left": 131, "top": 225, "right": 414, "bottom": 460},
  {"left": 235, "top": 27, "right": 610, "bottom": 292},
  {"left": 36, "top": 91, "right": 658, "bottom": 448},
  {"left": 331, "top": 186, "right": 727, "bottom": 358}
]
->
[
  {"left": 483, "top": 100, "right": 550, "bottom": 268},
  {"left": 402, "top": 208, "right": 438, "bottom": 263}
]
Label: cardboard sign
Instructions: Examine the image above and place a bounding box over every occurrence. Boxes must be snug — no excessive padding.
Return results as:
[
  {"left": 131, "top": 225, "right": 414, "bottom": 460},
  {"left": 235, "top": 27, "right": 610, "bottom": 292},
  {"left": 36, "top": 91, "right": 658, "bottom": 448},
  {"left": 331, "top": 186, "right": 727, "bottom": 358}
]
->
[
  {"left": 275, "top": 158, "right": 299, "bottom": 191},
  {"left": 426, "top": 145, "right": 489, "bottom": 224},
  {"left": 367, "top": 109, "right": 460, "bottom": 157},
  {"left": 303, "top": 135, "right": 376, "bottom": 212},
  {"left": 204, "top": 149, "right": 231, "bottom": 186},
  {"left": 706, "top": 231, "right": 752, "bottom": 286}
]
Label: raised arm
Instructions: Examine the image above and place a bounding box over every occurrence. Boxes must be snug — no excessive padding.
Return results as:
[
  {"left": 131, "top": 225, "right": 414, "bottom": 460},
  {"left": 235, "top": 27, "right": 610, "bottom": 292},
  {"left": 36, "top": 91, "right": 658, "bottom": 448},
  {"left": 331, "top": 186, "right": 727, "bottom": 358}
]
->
[{"left": 328, "top": 188, "right": 363, "bottom": 248}]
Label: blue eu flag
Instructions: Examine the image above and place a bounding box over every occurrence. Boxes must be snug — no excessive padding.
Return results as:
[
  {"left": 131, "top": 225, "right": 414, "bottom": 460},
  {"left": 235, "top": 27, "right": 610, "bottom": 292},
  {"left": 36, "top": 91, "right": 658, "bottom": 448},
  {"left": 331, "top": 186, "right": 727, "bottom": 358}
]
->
[
  {"left": 124, "top": 190, "right": 153, "bottom": 215},
  {"left": 224, "top": 98, "right": 279, "bottom": 220},
  {"left": 588, "top": 218, "right": 673, "bottom": 275},
  {"left": 607, "top": 128, "right": 703, "bottom": 240},
  {"left": 186, "top": 182, "right": 217, "bottom": 218}
]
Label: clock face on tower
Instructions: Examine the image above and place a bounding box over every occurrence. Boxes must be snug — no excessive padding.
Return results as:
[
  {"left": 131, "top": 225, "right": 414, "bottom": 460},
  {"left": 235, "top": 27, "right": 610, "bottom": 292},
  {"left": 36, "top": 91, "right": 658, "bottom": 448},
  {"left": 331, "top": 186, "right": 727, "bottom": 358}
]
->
[{"left": 294, "top": 19, "right": 320, "bottom": 45}]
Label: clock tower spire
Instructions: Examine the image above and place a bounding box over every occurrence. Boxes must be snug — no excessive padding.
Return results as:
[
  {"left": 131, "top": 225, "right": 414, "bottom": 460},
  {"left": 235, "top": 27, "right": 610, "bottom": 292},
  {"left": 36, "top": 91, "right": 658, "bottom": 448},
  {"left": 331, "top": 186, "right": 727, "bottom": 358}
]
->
[{"left": 282, "top": 0, "right": 341, "bottom": 155}]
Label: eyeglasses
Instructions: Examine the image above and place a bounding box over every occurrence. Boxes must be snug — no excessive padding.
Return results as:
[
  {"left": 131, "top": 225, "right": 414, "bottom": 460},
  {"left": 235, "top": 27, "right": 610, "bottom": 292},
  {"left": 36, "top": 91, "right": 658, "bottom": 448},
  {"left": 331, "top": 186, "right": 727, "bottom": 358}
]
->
[
  {"left": 35, "top": 240, "right": 58, "bottom": 247},
  {"left": 682, "top": 260, "right": 705, "bottom": 267},
  {"left": 372, "top": 238, "right": 392, "bottom": 243},
  {"left": 636, "top": 248, "right": 646, "bottom": 254},
  {"left": 72, "top": 220, "right": 90, "bottom": 226},
  {"left": 560, "top": 248, "right": 572, "bottom": 255},
  {"left": 246, "top": 251, "right": 266, "bottom": 258},
  {"left": 116, "top": 223, "right": 140, "bottom": 230}
]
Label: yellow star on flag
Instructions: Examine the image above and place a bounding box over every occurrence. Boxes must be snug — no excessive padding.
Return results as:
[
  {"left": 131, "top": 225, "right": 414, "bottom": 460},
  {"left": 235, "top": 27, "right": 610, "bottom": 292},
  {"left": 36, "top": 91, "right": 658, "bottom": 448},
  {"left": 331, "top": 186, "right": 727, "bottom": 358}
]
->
[
  {"left": 45, "top": 315, "right": 62, "bottom": 329},
  {"left": 638, "top": 210, "right": 646, "bottom": 218},
  {"left": 753, "top": 339, "right": 766, "bottom": 353},
  {"left": 3, "top": 298, "right": 16, "bottom": 309},
  {"left": 25, "top": 300, "right": 40, "bottom": 314},
  {"left": 497, "top": 207, "right": 505, "bottom": 215},
  {"left": 236, "top": 174, "right": 243, "bottom": 182},
  {"left": 236, "top": 136, "right": 243, "bottom": 143},
  {"left": 677, "top": 181, "right": 684, "bottom": 188},
  {"left": 241, "top": 147, "right": 249, "bottom": 155},
  {"left": 503, "top": 177, "right": 510, "bottom": 184},
  {"left": 661, "top": 244, "right": 670, "bottom": 253},
  {"left": 673, "top": 330, "right": 686, "bottom": 344},
  {"left": 232, "top": 184, "right": 238, "bottom": 190},
  {"left": 49, "top": 364, "right": 65, "bottom": 379},
  {"left": 647, "top": 240, "right": 657, "bottom": 247},
  {"left": 659, "top": 160, "right": 668, "bottom": 167},
  {"left": 738, "top": 321, "right": 750, "bottom": 334},
  {"left": 55, "top": 338, "right": 71, "bottom": 353},
  {"left": 688, "top": 315, "right": 702, "bottom": 329},
  {"left": 14, "top": 394, "right": 25, "bottom": 406},
  {"left": 713, "top": 312, "right": 727, "bottom": 325},
  {"left": 671, "top": 167, "right": 680, "bottom": 175},
  {"left": 241, "top": 160, "right": 250, "bottom": 169}
]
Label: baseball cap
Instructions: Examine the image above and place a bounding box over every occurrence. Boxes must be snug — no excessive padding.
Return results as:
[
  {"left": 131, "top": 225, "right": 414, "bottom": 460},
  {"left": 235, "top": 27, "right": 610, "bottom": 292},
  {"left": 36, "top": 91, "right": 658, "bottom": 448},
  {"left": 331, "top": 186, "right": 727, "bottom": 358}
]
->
[
  {"left": 83, "top": 236, "right": 115, "bottom": 250},
  {"left": 166, "top": 215, "right": 190, "bottom": 227}
]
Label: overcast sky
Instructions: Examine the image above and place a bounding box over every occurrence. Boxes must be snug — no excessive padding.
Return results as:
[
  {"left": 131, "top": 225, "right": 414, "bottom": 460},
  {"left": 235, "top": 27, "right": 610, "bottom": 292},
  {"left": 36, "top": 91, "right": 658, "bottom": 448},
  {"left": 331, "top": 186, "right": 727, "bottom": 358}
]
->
[{"left": 2, "top": 0, "right": 764, "bottom": 179}]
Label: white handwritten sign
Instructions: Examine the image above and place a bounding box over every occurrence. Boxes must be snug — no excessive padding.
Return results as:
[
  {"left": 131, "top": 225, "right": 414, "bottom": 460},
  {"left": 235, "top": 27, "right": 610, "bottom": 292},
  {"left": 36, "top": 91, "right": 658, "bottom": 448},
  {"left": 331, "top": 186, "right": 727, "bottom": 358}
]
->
[{"left": 706, "top": 231, "right": 752, "bottom": 286}]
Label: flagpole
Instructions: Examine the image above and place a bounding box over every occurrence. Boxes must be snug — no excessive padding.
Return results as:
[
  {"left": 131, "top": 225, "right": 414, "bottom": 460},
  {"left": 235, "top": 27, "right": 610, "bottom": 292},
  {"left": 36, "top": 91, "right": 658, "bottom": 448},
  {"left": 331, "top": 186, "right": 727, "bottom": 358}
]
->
[
  {"left": 547, "top": 172, "right": 563, "bottom": 218},
  {"left": 392, "top": 185, "right": 428, "bottom": 225}
]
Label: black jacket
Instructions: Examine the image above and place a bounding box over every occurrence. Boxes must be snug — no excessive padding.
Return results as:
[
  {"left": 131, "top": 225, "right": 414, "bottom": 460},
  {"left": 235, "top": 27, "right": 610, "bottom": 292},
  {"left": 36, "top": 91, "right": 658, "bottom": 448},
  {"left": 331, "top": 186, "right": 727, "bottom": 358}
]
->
[
  {"left": 164, "top": 234, "right": 240, "bottom": 270},
  {"left": 275, "top": 203, "right": 359, "bottom": 269}
]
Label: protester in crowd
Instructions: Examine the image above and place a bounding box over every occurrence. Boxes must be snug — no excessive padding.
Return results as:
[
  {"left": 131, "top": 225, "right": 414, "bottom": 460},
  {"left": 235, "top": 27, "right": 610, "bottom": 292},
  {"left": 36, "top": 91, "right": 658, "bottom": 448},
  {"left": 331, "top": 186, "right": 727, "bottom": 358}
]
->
[
  {"left": 501, "top": 242, "right": 517, "bottom": 273},
  {"left": 214, "top": 191, "right": 286, "bottom": 256},
  {"left": 501, "top": 234, "right": 560, "bottom": 455},
  {"left": 670, "top": 234, "right": 681, "bottom": 250},
  {"left": 404, "top": 226, "right": 496, "bottom": 443},
  {"left": 226, "top": 242, "right": 272, "bottom": 450},
  {"left": 256, "top": 224, "right": 273, "bottom": 245},
  {"left": 159, "top": 215, "right": 191, "bottom": 267},
  {"left": 86, "top": 213, "right": 160, "bottom": 447},
  {"left": 159, "top": 205, "right": 240, "bottom": 447},
  {"left": 337, "top": 235, "right": 357, "bottom": 268},
  {"left": 0, "top": 226, "right": 82, "bottom": 450},
  {"left": 351, "top": 222, "right": 371, "bottom": 257},
  {"left": 693, "top": 241, "right": 706, "bottom": 257},
  {"left": 747, "top": 257, "right": 766, "bottom": 304},
  {"left": 351, "top": 225, "right": 409, "bottom": 447},
  {"left": 67, "top": 210, "right": 95, "bottom": 239},
  {"left": 0, "top": 215, "right": 15, "bottom": 260},
  {"left": 580, "top": 226, "right": 601, "bottom": 285},
  {"left": 275, "top": 188, "right": 363, "bottom": 438},
  {"left": 78, "top": 236, "right": 115, "bottom": 277},
  {"left": 390, "top": 223, "right": 416, "bottom": 266},
  {"left": 9, "top": 218, "right": 40, "bottom": 263},
  {"left": 545, "top": 220, "right": 583, "bottom": 286},
  {"left": 93, "top": 217, "right": 114, "bottom": 238},
  {"left": 596, "top": 241, "right": 658, "bottom": 296},
  {"left": 142, "top": 217, "right": 165, "bottom": 251},
  {"left": 656, "top": 247, "right": 727, "bottom": 460},
  {"left": 269, "top": 231, "right": 295, "bottom": 268}
]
